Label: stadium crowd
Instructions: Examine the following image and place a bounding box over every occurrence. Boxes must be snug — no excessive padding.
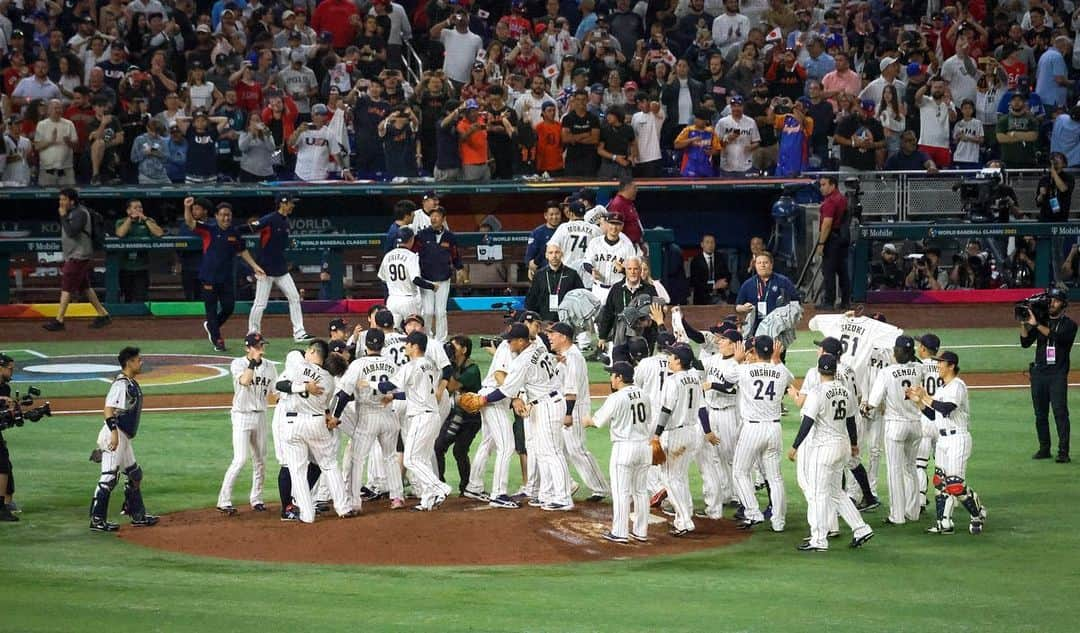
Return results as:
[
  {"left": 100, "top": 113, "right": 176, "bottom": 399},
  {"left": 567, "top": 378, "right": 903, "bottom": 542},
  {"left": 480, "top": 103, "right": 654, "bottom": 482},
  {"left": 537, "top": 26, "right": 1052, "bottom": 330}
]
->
[{"left": 2, "top": 0, "right": 1080, "bottom": 185}]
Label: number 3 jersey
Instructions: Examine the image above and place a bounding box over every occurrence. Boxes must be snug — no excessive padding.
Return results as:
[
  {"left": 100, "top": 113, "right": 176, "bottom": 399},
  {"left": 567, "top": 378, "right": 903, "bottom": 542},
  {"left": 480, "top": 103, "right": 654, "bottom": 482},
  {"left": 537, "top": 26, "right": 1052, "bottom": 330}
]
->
[
  {"left": 724, "top": 361, "right": 794, "bottom": 422},
  {"left": 800, "top": 380, "right": 857, "bottom": 446},
  {"left": 378, "top": 246, "right": 422, "bottom": 299},
  {"left": 499, "top": 341, "right": 563, "bottom": 403},
  {"left": 868, "top": 361, "right": 925, "bottom": 421},
  {"left": 592, "top": 385, "right": 652, "bottom": 442}
]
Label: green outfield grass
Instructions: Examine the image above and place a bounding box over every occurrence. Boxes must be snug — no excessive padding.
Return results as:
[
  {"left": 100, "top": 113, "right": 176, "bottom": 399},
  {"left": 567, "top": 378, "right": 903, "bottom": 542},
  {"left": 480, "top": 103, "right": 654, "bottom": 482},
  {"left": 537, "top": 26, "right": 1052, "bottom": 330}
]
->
[
  {"left": 0, "top": 386, "right": 1076, "bottom": 632},
  {"left": 4, "top": 327, "right": 1037, "bottom": 399}
]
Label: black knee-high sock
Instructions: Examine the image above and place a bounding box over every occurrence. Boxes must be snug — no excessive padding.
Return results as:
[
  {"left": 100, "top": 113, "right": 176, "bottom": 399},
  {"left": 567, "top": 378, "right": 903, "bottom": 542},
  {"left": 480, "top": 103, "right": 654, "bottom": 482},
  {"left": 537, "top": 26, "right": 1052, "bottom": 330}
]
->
[
  {"left": 307, "top": 463, "right": 320, "bottom": 490},
  {"left": 850, "top": 464, "right": 874, "bottom": 500},
  {"left": 960, "top": 491, "right": 982, "bottom": 518},
  {"left": 763, "top": 480, "right": 772, "bottom": 508},
  {"left": 935, "top": 491, "right": 947, "bottom": 520},
  {"left": 278, "top": 467, "right": 292, "bottom": 509}
]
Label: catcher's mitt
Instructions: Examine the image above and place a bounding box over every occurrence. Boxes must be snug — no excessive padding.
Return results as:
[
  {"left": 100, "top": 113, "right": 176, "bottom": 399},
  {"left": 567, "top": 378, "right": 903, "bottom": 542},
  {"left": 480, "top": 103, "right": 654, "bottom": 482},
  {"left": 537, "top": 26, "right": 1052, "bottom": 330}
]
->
[
  {"left": 458, "top": 392, "right": 487, "bottom": 414},
  {"left": 650, "top": 437, "right": 666, "bottom": 465}
]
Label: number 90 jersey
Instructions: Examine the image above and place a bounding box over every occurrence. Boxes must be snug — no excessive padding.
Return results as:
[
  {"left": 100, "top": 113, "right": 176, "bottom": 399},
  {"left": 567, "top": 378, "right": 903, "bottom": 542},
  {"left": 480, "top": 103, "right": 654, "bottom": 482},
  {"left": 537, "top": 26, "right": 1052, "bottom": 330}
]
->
[
  {"left": 724, "top": 361, "right": 794, "bottom": 422},
  {"left": 499, "top": 341, "right": 563, "bottom": 403},
  {"left": 378, "top": 247, "right": 422, "bottom": 299}
]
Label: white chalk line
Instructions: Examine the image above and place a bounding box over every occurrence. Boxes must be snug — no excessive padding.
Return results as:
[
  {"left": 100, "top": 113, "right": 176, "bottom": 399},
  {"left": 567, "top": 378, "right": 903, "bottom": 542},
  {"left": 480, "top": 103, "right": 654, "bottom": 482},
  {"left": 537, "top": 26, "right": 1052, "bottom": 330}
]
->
[{"left": 786, "top": 343, "right": 1020, "bottom": 353}]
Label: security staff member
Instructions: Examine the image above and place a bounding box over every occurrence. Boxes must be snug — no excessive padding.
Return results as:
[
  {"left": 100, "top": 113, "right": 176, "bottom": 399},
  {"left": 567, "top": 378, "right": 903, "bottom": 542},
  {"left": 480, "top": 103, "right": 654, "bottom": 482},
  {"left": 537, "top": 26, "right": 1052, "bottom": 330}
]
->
[
  {"left": 0, "top": 354, "right": 18, "bottom": 522},
  {"left": 815, "top": 175, "right": 851, "bottom": 310},
  {"left": 524, "top": 242, "right": 584, "bottom": 321},
  {"left": 1021, "top": 287, "right": 1077, "bottom": 463}
]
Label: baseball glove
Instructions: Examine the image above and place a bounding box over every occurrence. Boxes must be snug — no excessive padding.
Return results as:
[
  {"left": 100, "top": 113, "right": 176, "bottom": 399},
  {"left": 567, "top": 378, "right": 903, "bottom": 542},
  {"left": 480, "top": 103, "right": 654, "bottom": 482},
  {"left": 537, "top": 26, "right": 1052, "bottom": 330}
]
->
[
  {"left": 458, "top": 392, "right": 487, "bottom": 414},
  {"left": 650, "top": 437, "right": 666, "bottom": 465}
]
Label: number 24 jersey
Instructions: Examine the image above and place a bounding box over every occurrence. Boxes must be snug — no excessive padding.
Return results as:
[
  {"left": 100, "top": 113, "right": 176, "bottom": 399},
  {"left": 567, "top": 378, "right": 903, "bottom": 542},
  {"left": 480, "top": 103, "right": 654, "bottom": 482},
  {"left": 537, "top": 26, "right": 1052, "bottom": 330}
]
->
[{"left": 724, "top": 361, "right": 794, "bottom": 422}]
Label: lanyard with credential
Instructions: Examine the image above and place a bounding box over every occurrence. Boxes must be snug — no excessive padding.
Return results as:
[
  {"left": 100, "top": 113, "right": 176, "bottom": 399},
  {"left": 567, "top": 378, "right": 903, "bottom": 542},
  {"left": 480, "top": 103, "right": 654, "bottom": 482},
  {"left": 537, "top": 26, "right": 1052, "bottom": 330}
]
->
[
  {"left": 547, "top": 269, "right": 565, "bottom": 296},
  {"left": 757, "top": 277, "right": 768, "bottom": 302}
]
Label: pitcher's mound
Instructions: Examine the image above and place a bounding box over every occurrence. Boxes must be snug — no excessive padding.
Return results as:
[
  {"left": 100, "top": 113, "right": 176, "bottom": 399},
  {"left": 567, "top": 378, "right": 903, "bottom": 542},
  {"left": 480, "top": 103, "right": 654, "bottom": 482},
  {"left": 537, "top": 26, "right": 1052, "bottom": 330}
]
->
[{"left": 120, "top": 497, "right": 749, "bottom": 566}]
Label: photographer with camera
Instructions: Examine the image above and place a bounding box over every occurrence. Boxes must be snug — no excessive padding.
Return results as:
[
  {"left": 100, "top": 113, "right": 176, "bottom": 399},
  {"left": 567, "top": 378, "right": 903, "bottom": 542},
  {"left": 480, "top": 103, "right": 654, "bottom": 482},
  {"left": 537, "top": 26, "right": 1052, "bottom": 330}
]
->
[
  {"left": 0, "top": 354, "right": 19, "bottom": 522},
  {"left": 1020, "top": 287, "right": 1076, "bottom": 463},
  {"left": 114, "top": 199, "right": 165, "bottom": 303},
  {"left": 904, "top": 247, "right": 948, "bottom": 290},
  {"left": 1036, "top": 152, "right": 1074, "bottom": 222},
  {"left": 434, "top": 336, "right": 483, "bottom": 496}
]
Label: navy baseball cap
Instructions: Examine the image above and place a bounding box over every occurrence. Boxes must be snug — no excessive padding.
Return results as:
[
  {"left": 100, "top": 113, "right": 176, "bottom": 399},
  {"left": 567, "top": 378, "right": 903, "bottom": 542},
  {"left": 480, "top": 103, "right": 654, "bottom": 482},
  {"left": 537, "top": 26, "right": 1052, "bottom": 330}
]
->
[
  {"left": 397, "top": 227, "right": 415, "bottom": 243},
  {"left": 404, "top": 313, "right": 425, "bottom": 328},
  {"left": 605, "top": 361, "right": 635, "bottom": 383},
  {"left": 576, "top": 188, "right": 597, "bottom": 204},
  {"left": 814, "top": 336, "right": 842, "bottom": 356},
  {"left": 895, "top": 335, "right": 915, "bottom": 352},
  {"left": 568, "top": 200, "right": 587, "bottom": 216},
  {"left": 753, "top": 335, "right": 774, "bottom": 358},
  {"left": 365, "top": 328, "right": 385, "bottom": 350},
  {"left": 503, "top": 323, "right": 531, "bottom": 340},
  {"left": 423, "top": 190, "right": 439, "bottom": 200},
  {"left": 549, "top": 322, "right": 574, "bottom": 338},
  {"left": 329, "top": 340, "right": 348, "bottom": 354},
  {"left": 245, "top": 332, "right": 268, "bottom": 347},
  {"left": 665, "top": 343, "right": 695, "bottom": 369},
  {"left": 918, "top": 333, "right": 940, "bottom": 352},
  {"left": 328, "top": 318, "right": 347, "bottom": 332},
  {"left": 520, "top": 310, "right": 543, "bottom": 324},
  {"left": 818, "top": 353, "right": 838, "bottom": 375},
  {"left": 404, "top": 331, "right": 428, "bottom": 348},
  {"left": 720, "top": 329, "right": 742, "bottom": 342},
  {"left": 656, "top": 331, "right": 677, "bottom": 348},
  {"left": 932, "top": 350, "right": 960, "bottom": 369},
  {"left": 626, "top": 337, "right": 649, "bottom": 361},
  {"left": 605, "top": 212, "right": 624, "bottom": 224},
  {"left": 374, "top": 309, "right": 395, "bottom": 328},
  {"left": 278, "top": 195, "right": 297, "bottom": 205},
  {"left": 0, "top": 353, "right": 13, "bottom": 366}
]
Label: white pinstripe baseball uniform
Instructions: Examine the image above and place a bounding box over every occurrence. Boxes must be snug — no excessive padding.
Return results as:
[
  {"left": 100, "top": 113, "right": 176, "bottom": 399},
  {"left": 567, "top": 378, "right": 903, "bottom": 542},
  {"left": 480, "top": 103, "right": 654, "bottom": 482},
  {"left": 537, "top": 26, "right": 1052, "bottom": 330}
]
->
[
  {"left": 338, "top": 353, "right": 404, "bottom": 505},
  {"left": 916, "top": 356, "right": 944, "bottom": 506},
  {"left": 584, "top": 233, "right": 636, "bottom": 304},
  {"left": 549, "top": 219, "right": 602, "bottom": 289},
  {"left": 702, "top": 353, "right": 739, "bottom": 510},
  {"left": 657, "top": 369, "right": 705, "bottom": 533},
  {"left": 467, "top": 340, "right": 517, "bottom": 499},
  {"left": 868, "top": 360, "right": 926, "bottom": 524},
  {"left": 378, "top": 247, "right": 423, "bottom": 327},
  {"left": 272, "top": 351, "right": 306, "bottom": 468},
  {"left": 560, "top": 343, "right": 609, "bottom": 497},
  {"left": 217, "top": 356, "right": 277, "bottom": 509},
  {"left": 592, "top": 384, "right": 652, "bottom": 539},
  {"left": 394, "top": 355, "right": 453, "bottom": 509},
  {"left": 929, "top": 376, "right": 977, "bottom": 527},
  {"left": 635, "top": 352, "right": 671, "bottom": 496}
]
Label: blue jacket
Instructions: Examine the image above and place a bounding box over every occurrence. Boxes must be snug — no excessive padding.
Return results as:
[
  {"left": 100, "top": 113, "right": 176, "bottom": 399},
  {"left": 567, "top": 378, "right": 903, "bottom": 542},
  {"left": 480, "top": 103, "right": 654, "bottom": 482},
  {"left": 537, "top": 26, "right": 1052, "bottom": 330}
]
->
[
  {"left": 735, "top": 273, "right": 799, "bottom": 333},
  {"left": 525, "top": 224, "right": 557, "bottom": 267},
  {"left": 417, "top": 227, "right": 463, "bottom": 282}
]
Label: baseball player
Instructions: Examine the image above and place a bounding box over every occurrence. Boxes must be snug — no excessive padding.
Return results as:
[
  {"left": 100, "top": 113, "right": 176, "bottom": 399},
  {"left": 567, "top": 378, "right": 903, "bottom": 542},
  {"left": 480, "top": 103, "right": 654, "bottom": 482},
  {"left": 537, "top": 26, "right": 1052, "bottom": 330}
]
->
[
  {"left": 915, "top": 333, "right": 944, "bottom": 510},
  {"left": 699, "top": 328, "right": 742, "bottom": 517},
  {"left": 463, "top": 330, "right": 521, "bottom": 509},
  {"left": 906, "top": 351, "right": 987, "bottom": 535},
  {"left": 377, "top": 332, "right": 454, "bottom": 511},
  {"left": 866, "top": 335, "right": 926, "bottom": 526},
  {"left": 577, "top": 188, "right": 608, "bottom": 225},
  {"left": 548, "top": 322, "right": 609, "bottom": 500},
  {"left": 636, "top": 331, "right": 674, "bottom": 505},
  {"left": 89, "top": 347, "right": 159, "bottom": 532},
  {"left": 788, "top": 354, "right": 875, "bottom": 551},
  {"left": 585, "top": 361, "right": 653, "bottom": 544},
  {"left": 378, "top": 227, "right": 436, "bottom": 328},
  {"left": 549, "top": 200, "right": 602, "bottom": 291},
  {"left": 720, "top": 335, "right": 794, "bottom": 532},
  {"left": 655, "top": 343, "right": 717, "bottom": 536},
  {"left": 216, "top": 333, "right": 278, "bottom": 514},
  {"left": 276, "top": 340, "right": 355, "bottom": 523},
  {"left": 332, "top": 328, "right": 406, "bottom": 510},
  {"left": 470, "top": 323, "right": 574, "bottom": 511},
  {"left": 807, "top": 310, "right": 902, "bottom": 500},
  {"left": 582, "top": 214, "right": 636, "bottom": 306},
  {"left": 245, "top": 195, "right": 314, "bottom": 343}
]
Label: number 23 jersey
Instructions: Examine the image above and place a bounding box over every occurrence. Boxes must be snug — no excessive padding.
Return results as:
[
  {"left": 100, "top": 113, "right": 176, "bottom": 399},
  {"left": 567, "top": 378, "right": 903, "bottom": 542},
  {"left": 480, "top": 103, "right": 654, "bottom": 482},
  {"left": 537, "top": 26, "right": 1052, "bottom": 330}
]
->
[
  {"left": 724, "top": 361, "right": 794, "bottom": 422},
  {"left": 499, "top": 341, "right": 562, "bottom": 403}
]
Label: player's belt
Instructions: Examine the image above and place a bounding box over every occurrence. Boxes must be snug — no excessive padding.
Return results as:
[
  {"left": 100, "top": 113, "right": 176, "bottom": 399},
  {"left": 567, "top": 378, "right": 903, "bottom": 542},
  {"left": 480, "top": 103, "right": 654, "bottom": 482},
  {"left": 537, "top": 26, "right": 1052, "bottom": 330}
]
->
[
  {"left": 598, "top": 283, "right": 613, "bottom": 289},
  {"left": 709, "top": 405, "right": 734, "bottom": 411},
  {"left": 285, "top": 412, "right": 297, "bottom": 417},
  {"left": 528, "top": 391, "right": 562, "bottom": 405},
  {"left": 747, "top": 419, "right": 780, "bottom": 424},
  {"left": 939, "top": 428, "right": 960, "bottom": 437}
]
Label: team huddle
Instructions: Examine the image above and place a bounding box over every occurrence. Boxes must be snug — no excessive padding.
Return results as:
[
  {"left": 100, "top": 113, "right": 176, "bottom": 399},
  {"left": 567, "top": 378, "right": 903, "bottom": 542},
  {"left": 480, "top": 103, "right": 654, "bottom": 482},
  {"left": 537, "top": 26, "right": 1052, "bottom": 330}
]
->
[{"left": 87, "top": 295, "right": 986, "bottom": 549}]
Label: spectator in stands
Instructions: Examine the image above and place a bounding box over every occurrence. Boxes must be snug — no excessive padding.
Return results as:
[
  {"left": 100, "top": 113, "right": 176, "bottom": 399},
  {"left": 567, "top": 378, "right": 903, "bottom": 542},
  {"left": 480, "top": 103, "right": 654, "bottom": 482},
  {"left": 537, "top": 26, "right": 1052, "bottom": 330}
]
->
[
  {"left": 525, "top": 201, "right": 563, "bottom": 281},
  {"left": 712, "top": 0, "right": 750, "bottom": 58},
  {"left": 661, "top": 59, "right": 703, "bottom": 144},
  {"left": 485, "top": 86, "right": 519, "bottom": 180},
  {"left": 237, "top": 112, "right": 276, "bottom": 182},
  {"left": 534, "top": 101, "right": 565, "bottom": 176},
  {"left": 744, "top": 80, "right": 777, "bottom": 173},
  {"left": 114, "top": 199, "right": 165, "bottom": 303},
  {"left": 183, "top": 109, "right": 235, "bottom": 184},
  {"left": 1, "top": 117, "right": 32, "bottom": 186},
  {"left": 716, "top": 94, "right": 759, "bottom": 175},
  {"left": 457, "top": 99, "right": 490, "bottom": 182},
  {"left": 35, "top": 99, "right": 78, "bottom": 186},
  {"left": 885, "top": 130, "right": 939, "bottom": 173},
  {"left": 869, "top": 243, "right": 906, "bottom": 290},
  {"left": 630, "top": 96, "right": 664, "bottom": 177},
  {"left": 433, "top": 100, "right": 464, "bottom": 181},
  {"left": 347, "top": 78, "right": 390, "bottom": 177},
  {"left": 277, "top": 51, "right": 319, "bottom": 123},
  {"left": 562, "top": 89, "right": 601, "bottom": 177},
  {"left": 859, "top": 56, "right": 904, "bottom": 108},
  {"left": 952, "top": 100, "right": 985, "bottom": 170},
  {"left": 379, "top": 105, "right": 421, "bottom": 178},
  {"left": 835, "top": 99, "right": 884, "bottom": 173},
  {"left": 312, "top": 0, "right": 359, "bottom": 51},
  {"left": 290, "top": 103, "right": 350, "bottom": 181},
  {"left": 997, "top": 93, "right": 1041, "bottom": 169},
  {"left": 905, "top": 247, "right": 947, "bottom": 291},
  {"left": 597, "top": 105, "right": 635, "bottom": 180},
  {"left": 86, "top": 96, "right": 123, "bottom": 185},
  {"left": 674, "top": 108, "right": 722, "bottom": 177},
  {"left": 774, "top": 97, "right": 814, "bottom": 177},
  {"left": 915, "top": 78, "right": 956, "bottom": 169},
  {"left": 517, "top": 74, "right": 554, "bottom": 128},
  {"left": 1050, "top": 105, "right": 1080, "bottom": 167},
  {"left": 1036, "top": 152, "right": 1074, "bottom": 222},
  {"left": 43, "top": 188, "right": 112, "bottom": 332},
  {"left": 1036, "top": 36, "right": 1071, "bottom": 110},
  {"left": 689, "top": 233, "right": 731, "bottom": 305},
  {"left": 432, "top": 6, "right": 483, "bottom": 88},
  {"left": 525, "top": 242, "right": 584, "bottom": 321},
  {"left": 11, "top": 59, "right": 62, "bottom": 112},
  {"left": 821, "top": 50, "right": 860, "bottom": 106}
]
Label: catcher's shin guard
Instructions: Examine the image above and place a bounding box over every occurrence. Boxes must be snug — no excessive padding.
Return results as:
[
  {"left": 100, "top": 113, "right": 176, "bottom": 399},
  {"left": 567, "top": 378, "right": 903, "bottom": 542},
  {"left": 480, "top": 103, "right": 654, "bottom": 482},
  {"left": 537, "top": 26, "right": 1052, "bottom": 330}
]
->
[{"left": 123, "top": 465, "right": 146, "bottom": 521}]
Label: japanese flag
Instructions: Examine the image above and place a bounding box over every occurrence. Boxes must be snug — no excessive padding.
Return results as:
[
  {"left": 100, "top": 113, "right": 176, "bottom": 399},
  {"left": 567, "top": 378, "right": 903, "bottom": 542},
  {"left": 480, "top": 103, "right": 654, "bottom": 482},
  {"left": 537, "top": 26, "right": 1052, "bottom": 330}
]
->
[
  {"left": 542, "top": 64, "right": 558, "bottom": 79},
  {"left": 766, "top": 26, "right": 782, "bottom": 42}
]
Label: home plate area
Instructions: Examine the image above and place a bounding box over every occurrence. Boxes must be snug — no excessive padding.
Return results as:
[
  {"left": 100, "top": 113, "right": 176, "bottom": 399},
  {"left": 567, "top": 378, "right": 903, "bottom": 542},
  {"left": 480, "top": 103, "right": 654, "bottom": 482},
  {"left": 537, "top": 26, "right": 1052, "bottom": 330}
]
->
[{"left": 120, "top": 496, "right": 748, "bottom": 566}]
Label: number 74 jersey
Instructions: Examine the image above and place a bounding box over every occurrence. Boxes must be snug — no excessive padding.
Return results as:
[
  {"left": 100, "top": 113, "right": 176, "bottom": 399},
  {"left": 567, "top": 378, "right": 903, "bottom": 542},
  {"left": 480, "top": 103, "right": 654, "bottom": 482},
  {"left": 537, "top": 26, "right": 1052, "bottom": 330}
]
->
[{"left": 724, "top": 361, "right": 794, "bottom": 422}]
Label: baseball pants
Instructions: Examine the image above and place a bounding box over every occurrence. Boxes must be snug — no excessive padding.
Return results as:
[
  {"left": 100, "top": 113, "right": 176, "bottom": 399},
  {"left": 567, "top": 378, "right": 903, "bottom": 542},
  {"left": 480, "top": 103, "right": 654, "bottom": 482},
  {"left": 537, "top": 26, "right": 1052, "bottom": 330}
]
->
[
  {"left": 935, "top": 429, "right": 973, "bottom": 524},
  {"left": 311, "top": 429, "right": 338, "bottom": 503},
  {"left": 248, "top": 273, "right": 307, "bottom": 339},
  {"left": 466, "top": 402, "right": 515, "bottom": 498},
  {"left": 708, "top": 406, "right": 740, "bottom": 505},
  {"left": 661, "top": 426, "right": 699, "bottom": 532},
  {"left": 283, "top": 414, "right": 352, "bottom": 523},
  {"left": 217, "top": 411, "right": 268, "bottom": 508},
  {"left": 865, "top": 410, "right": 884, "bottom": 497},
  {"left": 803, "top": 441, "right": 872, "bottom": 549},
  {"left": 564, "top": 405, "right": 609, "bottom": 497},
  {"left": 520, "top": 410, "right": 541, "bottom": 498},
  {"left": 609, "top": 440, "right": 651, "bottom": 539},
  {"left": 695, "top": 437, "right": 725, "bottom": 518},
  {"left": 403, "top": 411, "right": 452, "bottom": 509},
  {"left": 386, "top": 295, "right": 420, "bottom": 329},
  {"left": 420, "top": 282, "right": 450, "bottom": 342},
  {"left": 916, "top": 419, "right": 938, "bottom": 507},
  {"left": 884, "top": 418, "right": 922, "bottom": 524},
  {"left": 346, "top": 409, "right": 404, "bottom": 506},
  {"left": 732, "top": 420, "right": 786, "bottom": 531},
  {"left": 529, "top": 398, "right": 573, "bottom": 508},
  {"left": 91, "top": 425, "right": 143, "bottom": 521}
]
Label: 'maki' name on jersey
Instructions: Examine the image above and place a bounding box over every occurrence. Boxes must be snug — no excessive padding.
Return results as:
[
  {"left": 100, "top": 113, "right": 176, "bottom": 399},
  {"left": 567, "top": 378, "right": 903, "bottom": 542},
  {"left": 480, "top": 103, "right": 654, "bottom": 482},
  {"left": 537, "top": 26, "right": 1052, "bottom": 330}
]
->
[
  {"left": 394, "top": 356, "right": 439, "bottom": 415},
  {"left": 378, "top": 247, "right": 422, "bottom": 298},
  {"left": 230, "top": 357, "right": 278, "bottom": 413},
  {"left": 592, "top": 385, "right": 652, "bottom": 442},
  {"left": 635, "top": 353, "right": 670, "bottom": 420}
]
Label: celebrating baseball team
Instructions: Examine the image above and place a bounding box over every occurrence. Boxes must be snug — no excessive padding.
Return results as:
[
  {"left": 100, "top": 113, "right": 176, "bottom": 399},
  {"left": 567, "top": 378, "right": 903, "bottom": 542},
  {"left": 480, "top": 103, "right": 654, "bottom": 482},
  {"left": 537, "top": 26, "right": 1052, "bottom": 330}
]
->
[{"left": 77, "top": 193, "right": 988, "bottom": 554}]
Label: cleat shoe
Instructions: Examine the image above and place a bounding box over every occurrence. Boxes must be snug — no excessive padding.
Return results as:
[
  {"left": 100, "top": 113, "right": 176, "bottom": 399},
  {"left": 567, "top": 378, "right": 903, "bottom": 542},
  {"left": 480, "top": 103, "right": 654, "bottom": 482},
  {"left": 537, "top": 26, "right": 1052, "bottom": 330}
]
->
[
  {"left": 850, "top": 532, "right": 874, "bottom": 548},
  {"left": 462, "top": 489, "right": 490, "bottom": 502},
  {"left": 1032, "top": 449, "right": 1052, "bottom": 459},
  {"left": 856, "top": 497, "right": 881, "bottom": 512},
  {"left": 130, "top": 515, "right": 159, "bottom": 527},
  {"left": 969, "top": 520, "right": 983, "bottom": 535},
  {"left": 926, "top": 521, "right": 954, "bottom": 535},
  {"left": 488, "top": 495, "right": 520, "bottom": 509},
  {"left": 281, "top": 505, "right": 300, "bottom": 521},
  {"left": 763, "top": 505, "right": 773, "bottom": 520},
  {"left": 1057, "top": 454, "right": 1071, "bottom": 463},
  {"left": 601, "top": 531, "right": 629, "bottom": 544},
  {"left": 390, "top": 498, "right": 405, "bottom": 510},
  {"left": 294, "top": 333, "right": 316, "bottom": 343},
  {"left": 252, "top": 503, "right": 267, "bottom": 512},
  {"left": 90, "top": 315, "right": 112, "bottom": 329},
  {"left": 733, "top": 506, "right": 746, "bottom": 522},
  {"left": 216, "top": 505, "right": 238, "bottom": 516},
  {"left": 0, "top": 506, "right": 19, "bottom": 522},
  {"left": 629, "top": 532, "right": 649, "bottom": 543},
  {"left": 528, "top": 498, "right": 545, "bottom": 507},
  {"left": 735, "top": 519, "right": 762, "bottom": 531},
  {"left": 90, "top": 517, "right": 119, "bottom": 532},
  {"left": 797, "top": 542, "right": 827, "bottom": 552},
  {"left": 586, "top": 494, "right": 606, "bottom": 503},
  {"left": 883, "top": 517, "right": 903, "bottom": 526},
  {"left": 43, "top": 319, "right": 65, "bottom": 332},
  {"left": 371, "top": 491, "right": 390, "bottom": 501},
  {"left": 213, "top": 340, "right": 227, "bottom": 353},
  {"left": 340, "top": 509, "right": 361, "bottom": 518},
  {"left": 410, "top": 505, "right": 429, "bottom": 512},
  {"left": 359, "top": 486, "right": 378, "bottom": 500},
  {"left": 542, "top": 503, "right": 573, "bottom": 512},
  {"left": 6, "top": 502, "right": 20, "bottom": 513},
  {"left": 432, "top": 494, "right": 447, "bottom": 510},
  {"left": 315, "top": 500, "right": 331, "bottom": 514},
  {"left": 649, "top": 489, "right": 667, "bottom": 508},
  {"left": 754, "top": 482, "right": 767, "bottom": 492},
  {"left": 828, "top": 530, "right": 841, "bottom": 538},
  {"left": 669, "top": 527, "right": 691, "bottom": 537},
  {"left": 510, "top": 491, "right": 531, "bottom": 502}
]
